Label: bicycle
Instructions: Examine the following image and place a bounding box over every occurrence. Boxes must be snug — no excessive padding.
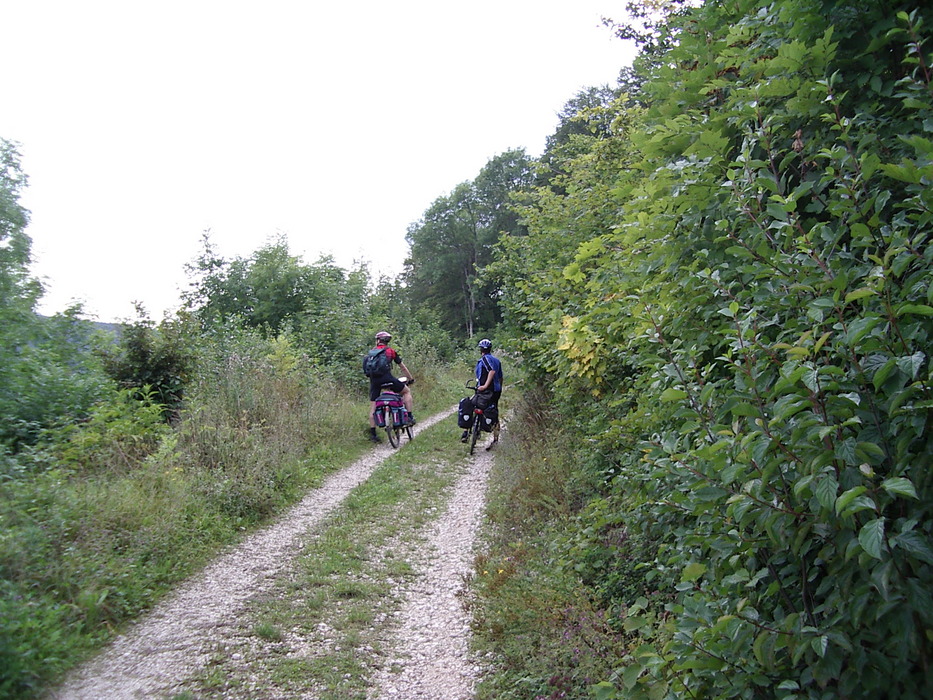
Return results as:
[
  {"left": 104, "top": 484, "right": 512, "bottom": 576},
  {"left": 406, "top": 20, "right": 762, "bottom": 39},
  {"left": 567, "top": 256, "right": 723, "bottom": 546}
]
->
[
  {"left": 463, "top": 382, "right": 499, "bottom": 455},
  {"left": 373, "top": 377, "right": 414, "bottom": 448}
]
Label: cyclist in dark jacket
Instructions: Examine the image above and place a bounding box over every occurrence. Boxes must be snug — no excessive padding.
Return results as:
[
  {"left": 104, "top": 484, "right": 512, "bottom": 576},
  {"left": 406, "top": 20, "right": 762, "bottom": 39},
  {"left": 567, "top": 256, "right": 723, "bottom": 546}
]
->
[{"left": 368, "top": 331, "right": 414, "bottom": 443}]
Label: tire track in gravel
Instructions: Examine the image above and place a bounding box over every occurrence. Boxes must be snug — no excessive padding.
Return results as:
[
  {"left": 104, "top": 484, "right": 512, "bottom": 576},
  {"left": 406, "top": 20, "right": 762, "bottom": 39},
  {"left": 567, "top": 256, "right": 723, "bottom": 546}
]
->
[
  {"left": 368, "top": 444, "right": 493, "bottom": 700},
  {"left": 47, "top": 409, "right": 455, "bottom": 700}
]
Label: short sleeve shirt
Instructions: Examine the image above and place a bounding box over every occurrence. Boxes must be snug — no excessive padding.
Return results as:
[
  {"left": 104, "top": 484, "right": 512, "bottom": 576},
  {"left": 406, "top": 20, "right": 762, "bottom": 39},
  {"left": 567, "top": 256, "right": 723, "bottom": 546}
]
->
[
  {"left": 375, "top": 343, "right": 401, "bottom": 366},
  {"left": 475, "top": 353, "right": 502, "bottom": 392}
]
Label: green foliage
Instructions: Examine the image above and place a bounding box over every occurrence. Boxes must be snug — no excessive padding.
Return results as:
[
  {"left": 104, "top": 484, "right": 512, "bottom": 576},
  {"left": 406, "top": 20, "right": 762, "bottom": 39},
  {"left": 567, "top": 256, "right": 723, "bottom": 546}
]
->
[
  {"left": 603, "top": 0, "right": 693, "bottom": 57},
  {"left": 173, "top": 326, "right": 345, "bottom": 521},
  {"left": 488, "top": 91, "right": 646, "bottom": 395},
  {"left": 0, "top": 311, "right": 113, "bottom": 451},
  {"left": 186, "top": 234, "right": 369, "bottom": 340},
  {"left": 0, "top": 141, "right": 114, "bottom": 450},
  {"left": 367, "top": 275, "right": 457, "bottom": 362},
  {"left": 184, "top": 232, "right": 309, "bottom": 335},
  {"left": 42, "top": 387, "right": 170, "bottom": 473},
  {"left": 0, "top": 139, "right": 117, "bottom": 452},
  {"left": 489, "top": 1, "right": 933, "bottom": 697},
  {"left": 538, "top": 84, "right": 639, "bottom": 193},
  {"left": 0, "top": 139, "right": 37, "bottom": 316},
  {"left": 98, "top": 306, "right": 193, "bottom": 418},
  {"left": 182, "top": 232, "right": 452, "bottom": 385}
]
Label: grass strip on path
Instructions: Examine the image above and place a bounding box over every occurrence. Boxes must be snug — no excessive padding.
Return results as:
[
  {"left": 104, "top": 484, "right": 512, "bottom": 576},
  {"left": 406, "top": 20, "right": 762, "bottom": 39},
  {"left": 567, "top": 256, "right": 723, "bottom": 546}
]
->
[{"left": 172, "top": 412, "right": 480, "bottom": 700}]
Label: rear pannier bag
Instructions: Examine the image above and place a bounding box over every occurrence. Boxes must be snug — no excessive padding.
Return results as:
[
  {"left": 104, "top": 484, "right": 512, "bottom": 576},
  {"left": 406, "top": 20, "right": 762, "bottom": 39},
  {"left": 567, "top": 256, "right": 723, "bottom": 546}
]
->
[
  {"left": 458, "top": 397, "right": 475, "bottom": 429},
  {"left": 480, "top": 403, "right": 499, "bottom": 431},
  {"left": 374, "top": 392, "right": 404, "bottom": 427},
  {"left": 474, "top": 389, "right": 494, "bottom": 409},
  {"left": 375, "top": 392, "right": 404, "bottom": 408}
]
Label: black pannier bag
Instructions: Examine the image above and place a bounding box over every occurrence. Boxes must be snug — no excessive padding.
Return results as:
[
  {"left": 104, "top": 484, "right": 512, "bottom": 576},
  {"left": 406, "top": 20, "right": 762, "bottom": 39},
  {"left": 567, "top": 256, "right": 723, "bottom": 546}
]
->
[
  {"left": 474, "top": 389, "right": 494, "bottom": 409},
  {"left": 480, "top": 403, "right": 498, "bottom": 431},
  {"left": 458, "top": 396, "right": 475, "bottom": 429}
]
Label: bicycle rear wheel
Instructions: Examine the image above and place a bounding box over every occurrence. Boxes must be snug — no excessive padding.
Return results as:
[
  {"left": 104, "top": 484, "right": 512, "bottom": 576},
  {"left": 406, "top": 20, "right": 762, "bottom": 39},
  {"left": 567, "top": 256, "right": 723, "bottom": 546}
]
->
[
  {"left": 385, "top": 407, "right": 399, "bottom": 448},
  {"left": 469, "top": 416, "right": 480, "bottom": 455}
]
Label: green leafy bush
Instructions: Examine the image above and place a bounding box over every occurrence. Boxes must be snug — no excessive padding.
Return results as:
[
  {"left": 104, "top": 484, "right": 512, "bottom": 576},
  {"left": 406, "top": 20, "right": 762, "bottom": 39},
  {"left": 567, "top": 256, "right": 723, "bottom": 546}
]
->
[
  {"left": 491, "top": 2, "right": 933, "bottom": 697},
  {"left": 98, "top": 307, "right": 193, "bottom": 419},
  {"left": 41, "top": 387, "right": 170, "bottom": 473}
]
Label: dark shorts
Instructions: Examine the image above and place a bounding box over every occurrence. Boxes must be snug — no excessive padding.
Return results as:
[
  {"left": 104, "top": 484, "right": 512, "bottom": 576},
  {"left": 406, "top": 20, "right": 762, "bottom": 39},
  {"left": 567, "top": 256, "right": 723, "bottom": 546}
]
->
[{"left": 370, "top": 374, "right": 404, "bottom": 401}]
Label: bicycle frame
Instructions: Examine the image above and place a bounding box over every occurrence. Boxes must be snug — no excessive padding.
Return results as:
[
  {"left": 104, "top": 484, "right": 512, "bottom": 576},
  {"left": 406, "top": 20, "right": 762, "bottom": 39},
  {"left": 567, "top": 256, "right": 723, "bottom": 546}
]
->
[{"left": 464, "top": 380, "right": 498, "bottom": 454}]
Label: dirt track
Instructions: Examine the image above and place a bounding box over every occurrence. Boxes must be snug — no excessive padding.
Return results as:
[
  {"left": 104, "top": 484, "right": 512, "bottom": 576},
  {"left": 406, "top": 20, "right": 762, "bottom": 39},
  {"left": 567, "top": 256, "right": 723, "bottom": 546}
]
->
[{"left": 49, "top": 409, "right": 494, "bottom": 700}]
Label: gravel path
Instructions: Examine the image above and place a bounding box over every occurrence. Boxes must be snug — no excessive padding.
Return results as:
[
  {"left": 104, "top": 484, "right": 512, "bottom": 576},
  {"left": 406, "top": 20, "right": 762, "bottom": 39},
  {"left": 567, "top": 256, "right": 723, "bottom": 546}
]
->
[
  {"left": 369, "top": 446, "right": 493, "bottom": 700},
  {"left": 48, "top": 408, "right": 490, "bottom": 700}
]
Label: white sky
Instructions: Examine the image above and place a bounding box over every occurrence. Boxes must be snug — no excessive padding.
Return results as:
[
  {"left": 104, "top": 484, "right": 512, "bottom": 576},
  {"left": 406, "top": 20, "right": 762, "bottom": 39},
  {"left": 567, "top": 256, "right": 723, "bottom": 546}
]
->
[{"left": 3, "top": 0, "right": 636, "bottom": 322}]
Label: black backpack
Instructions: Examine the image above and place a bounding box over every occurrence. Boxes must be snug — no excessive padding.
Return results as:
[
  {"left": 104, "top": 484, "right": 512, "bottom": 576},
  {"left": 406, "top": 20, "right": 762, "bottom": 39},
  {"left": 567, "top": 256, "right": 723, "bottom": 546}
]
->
[{"left": 363, "top": 347, "right": 392, "bottom": 377}]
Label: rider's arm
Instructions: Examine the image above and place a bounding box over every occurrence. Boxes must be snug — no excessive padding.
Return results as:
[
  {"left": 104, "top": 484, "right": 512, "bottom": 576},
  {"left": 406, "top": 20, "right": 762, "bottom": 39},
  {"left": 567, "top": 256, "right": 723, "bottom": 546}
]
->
[
  {"left": 478, "top": 369, "right": 496, "bottom": 392},
  {"left": 398, "top": 361, "right": 414, "bottom": 382}
]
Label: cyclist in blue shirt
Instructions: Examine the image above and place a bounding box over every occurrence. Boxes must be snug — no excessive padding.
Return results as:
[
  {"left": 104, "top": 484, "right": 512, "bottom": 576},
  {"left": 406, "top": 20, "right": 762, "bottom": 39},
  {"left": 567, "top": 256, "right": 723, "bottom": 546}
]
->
[{"left": 461, "top": 338, "right": 502, "bottom": 442}]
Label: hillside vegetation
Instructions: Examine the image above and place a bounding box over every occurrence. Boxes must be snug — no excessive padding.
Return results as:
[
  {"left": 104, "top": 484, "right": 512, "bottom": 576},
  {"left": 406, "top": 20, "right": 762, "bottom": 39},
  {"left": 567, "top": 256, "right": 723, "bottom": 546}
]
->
[{"left": 2, "top": 0, "right": 931, "bottom": 698}]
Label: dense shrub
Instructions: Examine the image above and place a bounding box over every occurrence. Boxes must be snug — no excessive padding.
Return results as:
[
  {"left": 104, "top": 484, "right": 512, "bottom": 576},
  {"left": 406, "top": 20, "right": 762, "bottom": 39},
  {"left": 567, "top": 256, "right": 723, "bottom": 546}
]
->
[
  {"left": 491, "top": 2, "right": 933, "bottom": 697},
  {"left": 98, "top": 308, "right": 193, "bottom": 419}
]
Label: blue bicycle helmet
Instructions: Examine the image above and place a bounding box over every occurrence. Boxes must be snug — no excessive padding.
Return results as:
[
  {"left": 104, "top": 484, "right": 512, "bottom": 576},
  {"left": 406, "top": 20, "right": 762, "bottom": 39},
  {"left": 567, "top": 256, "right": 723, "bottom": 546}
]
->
[{"left": 478, "top": 338, "right": 492, "bottom": 350}]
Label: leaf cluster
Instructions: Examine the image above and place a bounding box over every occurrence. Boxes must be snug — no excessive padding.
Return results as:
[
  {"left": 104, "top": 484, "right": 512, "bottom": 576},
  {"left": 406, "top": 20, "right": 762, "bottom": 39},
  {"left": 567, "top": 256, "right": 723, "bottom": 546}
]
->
[{"left": 0, "top": 141, "right": 115, "bottom": 451}]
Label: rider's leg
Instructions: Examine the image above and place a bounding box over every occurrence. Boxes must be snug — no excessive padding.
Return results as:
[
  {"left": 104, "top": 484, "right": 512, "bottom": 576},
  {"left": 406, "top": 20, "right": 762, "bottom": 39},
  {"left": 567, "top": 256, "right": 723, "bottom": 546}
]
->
[
  {"left": 488, "top": 391, "right": 502, "bottom": 446},
  {"left": 401, "top": 386, "right": 413, "bottom": 413},
  {"left": 368, "top": 400, "right": 382, "bottom": 441}
]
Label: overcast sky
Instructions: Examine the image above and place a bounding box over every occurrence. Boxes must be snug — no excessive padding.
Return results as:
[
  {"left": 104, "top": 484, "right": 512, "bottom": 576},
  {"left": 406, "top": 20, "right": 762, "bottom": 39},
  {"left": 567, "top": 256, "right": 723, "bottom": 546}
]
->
[{"left": 3, "top": 1, "right": 636, "bottom": 322}]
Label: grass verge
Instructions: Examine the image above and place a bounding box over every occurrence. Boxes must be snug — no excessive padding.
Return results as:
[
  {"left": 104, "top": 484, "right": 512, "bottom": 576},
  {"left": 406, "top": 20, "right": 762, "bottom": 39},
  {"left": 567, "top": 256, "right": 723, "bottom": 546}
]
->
[{"left": 468, "top": 391, "right": 633, "bottom": 699}]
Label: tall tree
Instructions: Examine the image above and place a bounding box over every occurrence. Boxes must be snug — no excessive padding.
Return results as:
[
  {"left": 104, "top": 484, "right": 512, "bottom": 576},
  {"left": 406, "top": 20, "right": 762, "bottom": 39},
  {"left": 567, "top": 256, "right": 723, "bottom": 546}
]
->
[
  {"left": 406, "top": 183, "right": 481, "bottom": 336},
  {"left": 0, "top": 139, "right": 38, "bottom": 325},
  {"left": 184, "top": 233, "right": 379, "bottom": 372},
  {"left": 185, "top": 234, "right": 317, "bottom": 335},
  {"left": 405, "top": 149, "right": 533, "bottom": 337}
]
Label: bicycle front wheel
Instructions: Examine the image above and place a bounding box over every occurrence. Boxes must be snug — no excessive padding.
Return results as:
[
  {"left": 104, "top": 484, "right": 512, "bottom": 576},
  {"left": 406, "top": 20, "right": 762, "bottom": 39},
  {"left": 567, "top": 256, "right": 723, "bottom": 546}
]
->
[{"left": 385, "top": 407, "right": 399, "bottom": 448}]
